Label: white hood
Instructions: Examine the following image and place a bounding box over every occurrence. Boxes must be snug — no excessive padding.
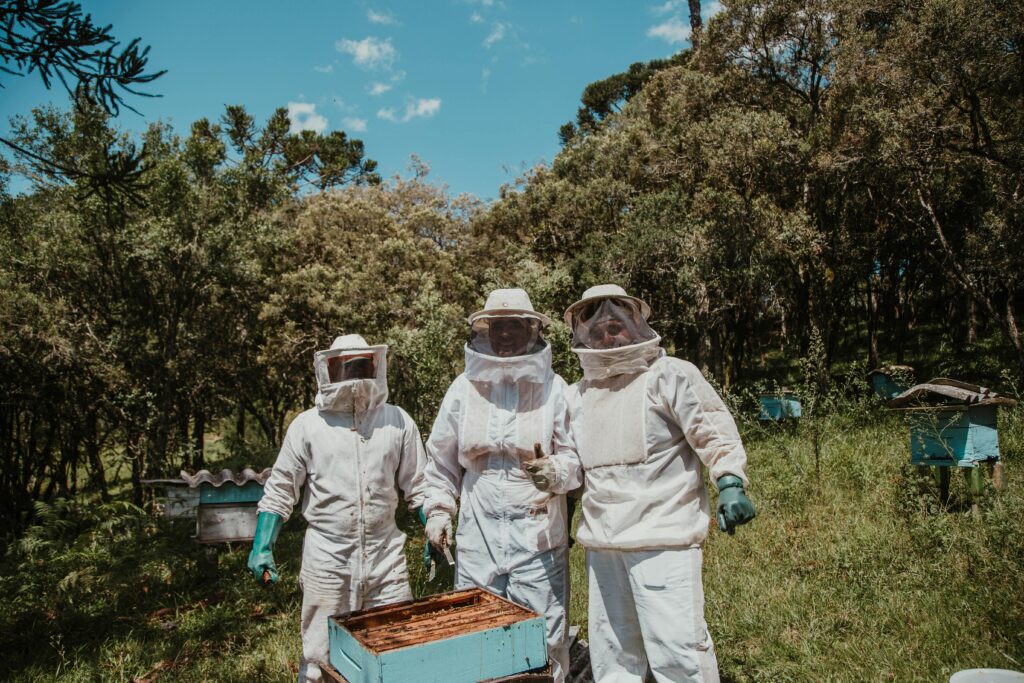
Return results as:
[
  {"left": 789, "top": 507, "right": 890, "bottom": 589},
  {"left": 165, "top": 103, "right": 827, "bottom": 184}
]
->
[
  {"left": 313, "top": 338, "right": 389, "bottom": 415},
  {"left": 573, "top": 336, "right": 664, "bottom": 380},
  {"left": 464, "top": 340, "right": 554, "bottom": 384}
]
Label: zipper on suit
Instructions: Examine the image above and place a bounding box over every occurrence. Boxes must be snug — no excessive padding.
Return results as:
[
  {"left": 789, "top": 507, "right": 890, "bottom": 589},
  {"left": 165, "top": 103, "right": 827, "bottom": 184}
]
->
[{"left": 354, "top": 409, "right": 368, "bottom": 604}]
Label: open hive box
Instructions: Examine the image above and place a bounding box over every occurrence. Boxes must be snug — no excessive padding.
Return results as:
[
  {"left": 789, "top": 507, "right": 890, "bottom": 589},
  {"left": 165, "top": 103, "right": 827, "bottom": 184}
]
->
[{"left": 327, "top": 588, "right": 549, "bottom": 683}]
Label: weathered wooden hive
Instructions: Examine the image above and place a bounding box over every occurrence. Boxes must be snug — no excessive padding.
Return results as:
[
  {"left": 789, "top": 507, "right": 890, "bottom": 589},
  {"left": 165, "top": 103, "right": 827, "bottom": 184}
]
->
[
  {"left": 758, "top": 390, "right": 802, "bottom": 421},
  {"left": 142, "top": 468, "right": 271, "bottom": 541},
  {"left": 867, "top": 365, "right": 915, "bottom": 400},
  {"left": 326, "top": 588, "right": 550, "bottom": 683},
  {"left": 181, "top": 468, "right": 272, "bottom": 543},
  {"left": 888, "top": 378, "right": 1016, "bottom": 468}
]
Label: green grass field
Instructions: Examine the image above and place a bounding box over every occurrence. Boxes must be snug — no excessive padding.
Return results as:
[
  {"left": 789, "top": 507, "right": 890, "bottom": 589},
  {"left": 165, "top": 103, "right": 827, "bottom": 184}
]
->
[{"left": 3, "top": 403, "right": 1022, "bottom": 682}]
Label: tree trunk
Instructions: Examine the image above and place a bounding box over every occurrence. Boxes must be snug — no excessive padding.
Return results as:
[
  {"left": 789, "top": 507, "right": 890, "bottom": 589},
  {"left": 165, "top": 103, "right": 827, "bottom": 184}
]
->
[
  {"left": 866, "top": 275, "right": 879, "bottom": 369},
  {"left": 192, "top": 408, "right": 205, "bottom": 471},
  {"left": 688, "top": 0, "right": 703, "bottom": 46}
]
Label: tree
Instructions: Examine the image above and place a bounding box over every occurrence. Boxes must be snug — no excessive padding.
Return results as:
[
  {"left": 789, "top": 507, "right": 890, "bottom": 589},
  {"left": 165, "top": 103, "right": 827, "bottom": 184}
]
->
[{"left": 1, "top": 0, "right": 166, "bottom": 196}]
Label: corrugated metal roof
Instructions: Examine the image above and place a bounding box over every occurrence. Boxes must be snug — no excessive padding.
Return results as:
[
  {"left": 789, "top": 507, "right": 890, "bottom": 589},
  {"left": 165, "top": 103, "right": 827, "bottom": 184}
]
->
[
  {"left": 888, "top": 377, "right": 1018, "bottom": 410},
  {"left": 179, "top": 468, "right": 273, "bottom": 488},
  {"left": 867, "top": 365, "right": 914, "bottom": 378}
]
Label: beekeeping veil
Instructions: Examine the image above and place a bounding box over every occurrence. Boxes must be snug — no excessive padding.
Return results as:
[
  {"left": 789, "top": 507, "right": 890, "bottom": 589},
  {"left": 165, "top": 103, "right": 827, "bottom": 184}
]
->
[
  {"left": 564, "top": 285, "right": 663, "bottom": 468},
  {"left": 467, "top": 288, "right": 550, "bottom": 358},
  {"left": 313, "top": 334, "right": 389, "bottom": 414},
  {"left": 565, "top": 284, "right": 661, "bottom": 381}
]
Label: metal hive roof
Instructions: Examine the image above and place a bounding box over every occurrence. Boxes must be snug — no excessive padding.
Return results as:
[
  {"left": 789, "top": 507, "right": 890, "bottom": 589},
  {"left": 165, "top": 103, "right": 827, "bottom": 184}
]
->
[{"left": 888, "top": 377, "right": 1018, "bottom": 410}]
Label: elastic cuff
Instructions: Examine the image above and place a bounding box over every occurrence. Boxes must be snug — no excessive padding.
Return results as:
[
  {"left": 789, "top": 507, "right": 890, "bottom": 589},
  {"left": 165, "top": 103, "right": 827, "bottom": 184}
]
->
[{"left": 717, "top": 475, "right": 745, "bottom": 492}]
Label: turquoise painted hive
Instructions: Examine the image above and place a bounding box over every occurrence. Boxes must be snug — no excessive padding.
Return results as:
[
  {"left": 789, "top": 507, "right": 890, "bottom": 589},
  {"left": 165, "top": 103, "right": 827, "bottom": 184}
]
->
[
  {"left": 906, "top": 405, "right": 1000, "bottom": 467},
  {"left": 868, "top": 365, "right": 914, "bottom": 401},
  {"left": 758, "top": 393, "right": 802, "bottom": 421},
  {"left": 329, "top": 588, "right": 548, "bottom": 683},
  {"left": 180, "top": 468, "right": 272, "bottom": 544},
  {"left": 889, "top": 378, "right": 1017, "bottom": 468}
]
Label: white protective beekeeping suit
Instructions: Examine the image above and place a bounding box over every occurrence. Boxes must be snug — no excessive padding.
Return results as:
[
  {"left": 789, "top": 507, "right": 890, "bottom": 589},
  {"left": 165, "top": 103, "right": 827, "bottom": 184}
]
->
[
  {"left": 422, "top": 289, "right": 582, "bottom": 683},
  {"left": 565, "top": 285, "right": 750, "bottom": 683},
  {"left": 258, "top": 334, "right": 427, "bottom": 683}
]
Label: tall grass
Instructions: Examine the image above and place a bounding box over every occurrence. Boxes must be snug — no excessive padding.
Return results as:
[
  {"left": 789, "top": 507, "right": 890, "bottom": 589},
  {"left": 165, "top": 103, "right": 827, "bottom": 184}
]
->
[{"left": 2, "top": 401, "right": 1022, "bottom": 681}]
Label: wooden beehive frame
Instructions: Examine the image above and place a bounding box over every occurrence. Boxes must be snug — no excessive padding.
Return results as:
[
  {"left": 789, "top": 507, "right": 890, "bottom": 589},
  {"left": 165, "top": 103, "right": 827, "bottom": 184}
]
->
[{"left": 338, "top": 589, "right": 537, "bottom": 654}]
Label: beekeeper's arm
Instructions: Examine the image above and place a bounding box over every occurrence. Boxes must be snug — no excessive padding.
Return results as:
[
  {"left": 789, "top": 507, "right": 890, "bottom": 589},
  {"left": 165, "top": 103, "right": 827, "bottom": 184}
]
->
[
  {"left": 422, "top": 381, "right": 464, "bottom": 548},
  {"left": 664, "top": 359, "right": 756, "bottom": 534},
  {"left": 249, "top": 415, "right": 309, "bottom": 584},
  {"left": 524, "top": 381, "right": 583, "bottom": 494},
  {"left": 396, "top": 407, "right": 428, "bottom": 513}
]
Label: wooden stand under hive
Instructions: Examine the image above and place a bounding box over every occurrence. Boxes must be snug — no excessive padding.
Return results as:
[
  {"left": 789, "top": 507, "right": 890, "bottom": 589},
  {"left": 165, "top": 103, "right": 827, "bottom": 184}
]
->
[{"left": 324, "top": 588, "right": 552, "bottom": 683}]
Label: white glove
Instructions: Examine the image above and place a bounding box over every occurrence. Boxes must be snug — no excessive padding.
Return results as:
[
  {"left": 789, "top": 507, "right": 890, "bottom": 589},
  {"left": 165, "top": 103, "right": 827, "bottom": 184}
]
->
[
  {"left": 523, "top": 458, "right": 558, "bottom": 492},
  {"left": 425, "top": 513, "right": 453, "bottom": 549}
]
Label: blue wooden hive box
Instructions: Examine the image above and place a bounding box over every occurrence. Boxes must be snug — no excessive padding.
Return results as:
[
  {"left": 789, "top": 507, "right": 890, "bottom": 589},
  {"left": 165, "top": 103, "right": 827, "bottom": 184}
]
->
[
  {"left": 867, "top": 365, "right": 914, "bottom": 401},
  {"left": 888, "top": 378, "right": 1017, "bottom": 467},
  {"left": 180, "top": 468, "right": 272, "bottom": 544},
  {"left": 758, "top": 391, "right": 802, "bottom": 421},
  {"left": 328, "top": 588, "right": 548, "bottom": 683}
]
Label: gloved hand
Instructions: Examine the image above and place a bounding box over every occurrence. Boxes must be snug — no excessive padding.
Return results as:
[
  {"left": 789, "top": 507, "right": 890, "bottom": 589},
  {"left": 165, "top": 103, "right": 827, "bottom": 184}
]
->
[
  {"left": 425, "top": 513, "right": 453, "bottom": 549},
  {"left": 248, "top": 511, "right": 284, "bottom": 585},
  {"left": 417, "top": 507, "right": 444, "bottom": 573},
  {"left": 716, "top": 475, "right": 756, "bottom": 535},
  {"left": 523, "top": 458, "right": 557, "bottom": 491}
]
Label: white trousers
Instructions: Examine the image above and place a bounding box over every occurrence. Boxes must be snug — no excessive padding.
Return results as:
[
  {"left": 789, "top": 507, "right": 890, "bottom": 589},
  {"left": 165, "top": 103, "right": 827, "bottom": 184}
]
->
[
  {"left": 297, "top": 567, "right": 412, "bottom": 683},
  {"left": 456, "top": 544, "right": 570, "bottom": 683},
  {"left": 587, "top": 547, "right": 720, "bottom": 683}
]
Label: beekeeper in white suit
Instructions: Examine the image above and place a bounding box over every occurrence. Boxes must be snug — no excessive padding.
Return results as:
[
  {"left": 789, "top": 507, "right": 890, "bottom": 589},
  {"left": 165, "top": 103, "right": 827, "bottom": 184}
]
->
[
  {"left": 564, "top": 284, "right": 756, "bottom": 683},
  {"left": 422, "top": 288, "right": 581, "bottom": 682},
  {"left": 248, "top": 334, "right": 427, "bottom": 683}
]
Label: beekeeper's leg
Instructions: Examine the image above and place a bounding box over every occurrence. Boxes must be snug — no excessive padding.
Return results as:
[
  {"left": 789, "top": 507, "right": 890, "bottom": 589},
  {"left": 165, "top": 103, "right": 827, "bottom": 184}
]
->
[
  {"left": 628, "top": 548, "right": 719, "bottom": 683},
  {"left": 297, "top": 575, "right": 351, "bottom": 683},
  {"left": 587, "top": 548, "right": 648, "bottom": 683},
  {"left": 506, "top": 545, "right": 570, "bottom": 682},
  {"left": 454, "top": 536, "right": 508, "bottom": 594},
  {"left": 363, "top": 544, "right": 414, "bottom": 609}
]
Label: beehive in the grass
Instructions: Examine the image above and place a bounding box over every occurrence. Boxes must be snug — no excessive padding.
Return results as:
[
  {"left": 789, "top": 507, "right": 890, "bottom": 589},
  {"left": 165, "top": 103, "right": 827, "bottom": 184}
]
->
[
  {"left": 328, "top": 588, "right": 549, "bottom": 683},
  {"left": 888, "top": 379, "right": 1016, "bottom": 467},
  {"left": 867, "top": 365, "right": 914, "bottom": 400},
  {"left": 180, "top": 468, "right": 272, "bottom": 543},
  {"left": 758, "top": 391, "right": 802, "bottom": 421}
]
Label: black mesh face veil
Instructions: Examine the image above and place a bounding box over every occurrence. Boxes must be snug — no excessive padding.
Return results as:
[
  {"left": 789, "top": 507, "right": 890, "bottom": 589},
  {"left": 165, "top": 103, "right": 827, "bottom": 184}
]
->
[
  {"left": 570, "top": 298, "right": 657, "bottom": 350},
  {"left": 326, "top": 355, "right": 375, "bottom": 381},
  {"left": 469, "top": 315, "right": 543, "bottom": 357}
]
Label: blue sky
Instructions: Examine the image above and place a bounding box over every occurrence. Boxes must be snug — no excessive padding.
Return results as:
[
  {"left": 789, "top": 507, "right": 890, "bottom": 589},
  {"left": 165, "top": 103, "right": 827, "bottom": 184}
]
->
[{"left": 1, "top": 1, "right": 720, "bottom": 200}]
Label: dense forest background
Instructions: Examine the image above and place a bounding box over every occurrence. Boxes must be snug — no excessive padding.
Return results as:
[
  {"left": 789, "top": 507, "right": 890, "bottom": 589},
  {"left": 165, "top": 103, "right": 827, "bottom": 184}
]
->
[
  {"left": 4, "top": 0, "right": 1022, "bottom": 532},
  {"left": 1, "top": 1, "right": 1023, "bottom": 680}
]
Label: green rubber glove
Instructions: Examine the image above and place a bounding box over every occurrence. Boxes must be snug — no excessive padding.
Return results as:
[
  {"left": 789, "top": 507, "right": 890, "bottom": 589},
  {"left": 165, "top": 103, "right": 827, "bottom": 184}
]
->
[
  {"left": 248, "top": 512, "right": 283, "bottom": 585},
  {"left": 716, "top": 475, "right": 756, "bottom": 535},
  {"left": 416, "top": 506, "right": 446, "bottom": 573}
]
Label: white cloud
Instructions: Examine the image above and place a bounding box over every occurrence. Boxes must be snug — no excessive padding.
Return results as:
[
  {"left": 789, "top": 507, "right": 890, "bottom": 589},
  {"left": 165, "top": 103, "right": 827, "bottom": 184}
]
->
[
  {"left": 647, "top": 16, "right": 691, "bottom": 44},
  {"left": 470, "top": 11, "right": 484, "bottom": 23},
  {"left": 652, "top": 0, "right": 683, "bottom": 14},
  {"left": 313, "top": 64, "right": 334, "bottom": 74},
  {"left": 367, "top": 9, "right": 397, "bottom": 25},
  {"left": 377, "top": 98, "right": 442, "bottom": 124},
  {"left": 287, "top": 102, "right": 328, "bottom": 134},
  {"left": 369, "top": 82, "right": 393, "bottom": 96},
  {"left": 336, "top": 36, "right": 397, "bottom": 70},
  {"left": 484, "top": 22, "right": 507, "bottom": 48},
  {"left": 703, "top": 1, "right": 724, "bottom": 18},
  {"left": 343, "top": 117, "right": 368, "bottom": 133}
]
